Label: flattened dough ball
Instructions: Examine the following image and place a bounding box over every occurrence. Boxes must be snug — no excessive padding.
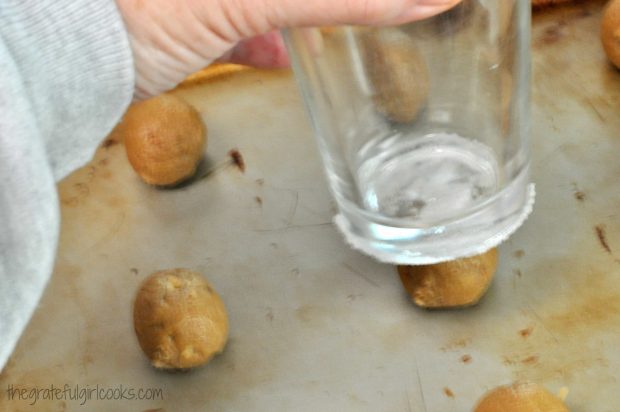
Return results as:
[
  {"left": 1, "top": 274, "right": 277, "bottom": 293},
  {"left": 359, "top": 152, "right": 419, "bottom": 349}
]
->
[
  {"left": 474, "top": 382, "right": 569, "bottom": 412},
  {"left": 123, "top": 94, "right": 206, "bottom": 186},
  {"left": 133, "top": 269, "right": 228, "bottom": 369},
  {"left": 397, "top": 248, "right": 498, "bottom": 308}
]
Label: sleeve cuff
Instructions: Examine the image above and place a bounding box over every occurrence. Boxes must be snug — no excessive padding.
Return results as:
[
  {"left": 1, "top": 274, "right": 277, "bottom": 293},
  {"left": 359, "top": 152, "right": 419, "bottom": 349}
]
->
[{"left": 1, "top": 0, "right": 136, "bottom": 179}]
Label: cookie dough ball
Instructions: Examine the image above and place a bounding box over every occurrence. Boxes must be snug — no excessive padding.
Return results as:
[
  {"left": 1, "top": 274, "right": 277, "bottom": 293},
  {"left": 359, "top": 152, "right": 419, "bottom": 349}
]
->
[
  {"left": 123, "top": 94, "right": 206, "bottom": 186},
  {"left": 397, "top": 248, "right": 497, "bottom": 308},
  {"left": 133, "top": 269, "right": 228, "bottom": 369},
  {"left": 602, "top": 0, "right": 620, "bottom": 69},
  {"left": 474, "top": 382, "right": 569, "bottom": 412},
  {"left": 361, "top": 31, "right": 429, "bottom": 123}
]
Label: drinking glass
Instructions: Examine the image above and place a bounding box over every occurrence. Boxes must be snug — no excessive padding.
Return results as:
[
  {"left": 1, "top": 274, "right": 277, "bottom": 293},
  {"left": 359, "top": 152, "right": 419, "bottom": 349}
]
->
[{"left": 284, "top": 0, "right": 535, "bottom": 264}]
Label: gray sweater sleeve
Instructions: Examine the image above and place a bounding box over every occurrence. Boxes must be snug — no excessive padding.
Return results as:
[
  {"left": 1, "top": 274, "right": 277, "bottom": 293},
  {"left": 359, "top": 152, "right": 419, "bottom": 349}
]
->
[{"left": 0, "top": 0, "right": 134, "bottom": 369}]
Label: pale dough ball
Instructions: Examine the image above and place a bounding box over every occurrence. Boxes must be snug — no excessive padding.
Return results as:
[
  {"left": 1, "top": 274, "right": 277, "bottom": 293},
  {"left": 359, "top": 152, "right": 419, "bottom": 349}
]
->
[
  {"left": 474, "top": 382, "right": 569, "bottom": 412},
  {"left": 397, "top": 248, "right": 497, "bottom": 308},
  {"left": 133, "top": 269, "right": 228, "bottom": 369},
  {"left": 122, "top": 94, "right": 206, "bottom": 186}
]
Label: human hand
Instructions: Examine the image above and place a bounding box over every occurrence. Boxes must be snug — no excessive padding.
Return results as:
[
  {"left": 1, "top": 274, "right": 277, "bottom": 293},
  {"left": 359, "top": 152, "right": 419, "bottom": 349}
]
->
[{"left": 116, "top": 0, "right": 461, "bottom": 99}]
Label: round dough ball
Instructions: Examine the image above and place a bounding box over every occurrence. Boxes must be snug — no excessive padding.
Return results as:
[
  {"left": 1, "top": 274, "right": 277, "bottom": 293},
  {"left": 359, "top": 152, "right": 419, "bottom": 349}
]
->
[
  {"left": 474, "top": 382, "right": 569, "bottom": 412},
  {"left": 361, "top": 31, "right": 429, "bottom": 123},
  {"left": 133, "top": 269, "right": 228, "bottom": 369},
  {"left": 397, "top": 248, "right": 497, "bottom": 308},
  {"left": 123, "top": 94, "right": 206, "bottom": 186},
  {"left": 602, "top": 0, "right": 620, "bottom": 69}
]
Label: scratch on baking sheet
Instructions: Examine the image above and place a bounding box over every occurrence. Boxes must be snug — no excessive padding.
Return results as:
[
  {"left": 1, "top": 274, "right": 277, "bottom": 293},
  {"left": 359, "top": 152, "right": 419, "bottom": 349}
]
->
[
  {"left": 525, "top": 303, "right": 559, "bottom": 344},
  {"left": 342, "top": 263, "right": 380, "bottom": 288},
  {"left": 263, "top": 185, "right": 300, "bottom": 226},
  {"left": 298, "top": 201, "right": 331, "bottom": 221},
  {"left": 414, "top": 361, "right": 428, "bottom": 412},
  {"left": 584, "top": 98, "right": 606, "bottom": 122},
  {"left": 285, "top": 190, "right": 300, "bottom": 226},
  {"left": 536, "top": 142, "right": 570, "bottom": 166}
]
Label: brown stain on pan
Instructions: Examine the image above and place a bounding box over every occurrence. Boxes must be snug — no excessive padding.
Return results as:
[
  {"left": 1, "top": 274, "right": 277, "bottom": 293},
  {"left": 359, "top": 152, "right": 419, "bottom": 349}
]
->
[
  {"left": 496, "top": 256, "right": 620, "bottom": 383},
  {"left": 595, "top": 224, "right": 612, "bottom": 255},
  {"left": 522, "top": 355, "right": 540, "bottom": 365},
  {"left": 101, "top": 137, "right": 118, "bottom": 149},
  {"left": 519, "top": 326, "right": 534, "bottom": 338},
  {"left": 443, "top": 387, "right": 455, "bottom": 398},
  {"left": 229, "top": 149, "right": 246, "bottom": 173}
]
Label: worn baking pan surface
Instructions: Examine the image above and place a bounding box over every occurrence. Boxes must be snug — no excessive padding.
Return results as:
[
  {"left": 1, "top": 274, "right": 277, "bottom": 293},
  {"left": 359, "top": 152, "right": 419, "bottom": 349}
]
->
[{"left": 1, "top": 2, "right": 619, "bottom": 411}]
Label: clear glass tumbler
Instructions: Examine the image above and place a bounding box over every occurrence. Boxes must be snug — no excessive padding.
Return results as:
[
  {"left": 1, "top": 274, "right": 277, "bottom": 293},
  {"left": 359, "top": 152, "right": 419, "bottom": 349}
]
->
[{"left": 284, "top": 0, "right": 535, "bottom": 264}]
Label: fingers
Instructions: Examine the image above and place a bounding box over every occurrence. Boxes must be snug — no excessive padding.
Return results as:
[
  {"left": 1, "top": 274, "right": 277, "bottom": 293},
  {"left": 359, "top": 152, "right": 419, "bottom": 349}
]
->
[
  {"left": 233, "top": 0, "right": 463, "bottom": 34},
  {"left": 216, "top": 0, "right": 462, "bottom": 69},
  {"left": 118, "top": 0, "right": 463, "bottom": 97},
  {"left": 209, "top": 0, "right": 461, "bottom": 69}
]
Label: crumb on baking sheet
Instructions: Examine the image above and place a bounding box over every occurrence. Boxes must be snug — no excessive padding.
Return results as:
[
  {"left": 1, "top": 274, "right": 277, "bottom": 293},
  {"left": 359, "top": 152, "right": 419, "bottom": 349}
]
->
[
  {"left": 514, "top": 250, "right": 525, "bottom": 259},
  {"left": 572, "top": 182, "right": 586, "bottom": 202},
  {"left": 574, "top": 191, "right": 586, "bottom": 201},
  {"left": 443, "top": 387, "right": 455, "bottom": 398},
  {"left": 519, "top": 326, "right": 534, "bottom": 338}
]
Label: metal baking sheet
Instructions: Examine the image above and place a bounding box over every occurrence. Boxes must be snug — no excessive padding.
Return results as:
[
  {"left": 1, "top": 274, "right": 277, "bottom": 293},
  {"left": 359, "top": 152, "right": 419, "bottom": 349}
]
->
[{"left": 1, "top": 2, "right": 619, "bottom": 410}]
